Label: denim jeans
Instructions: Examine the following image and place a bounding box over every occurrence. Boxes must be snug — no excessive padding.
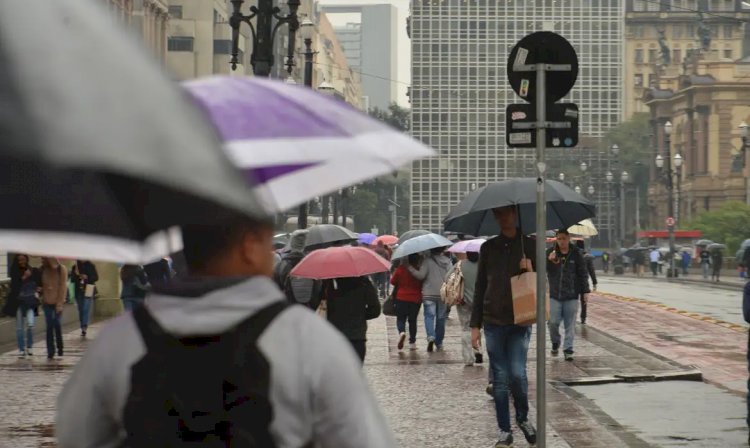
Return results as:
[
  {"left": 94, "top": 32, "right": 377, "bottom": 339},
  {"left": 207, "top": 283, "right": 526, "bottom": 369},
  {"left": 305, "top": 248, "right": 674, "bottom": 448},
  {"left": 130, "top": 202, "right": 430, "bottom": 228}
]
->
[
  {"left": 76, "top": 295, "right": 92, "bottom": 330},
  {"left": 43, "top": 304, "right": 63, "bottom": 357},
  {"left": 484, "top": 323, "right": 532, "bottom": 432},
  {"left": 395, "top": 300, "right": 421, "bottom": 343},
  {"left": 121, "top": 297, "right": 145, "bottom": 313},
  {"left": 548, "top": 298, "right": 579, "bottom": 352},
  {"left": 16, "top": 307, "right": 34, "bottom": 352},
  {"left": 422, "top": 297, "right": 446, "bottom": 346}
]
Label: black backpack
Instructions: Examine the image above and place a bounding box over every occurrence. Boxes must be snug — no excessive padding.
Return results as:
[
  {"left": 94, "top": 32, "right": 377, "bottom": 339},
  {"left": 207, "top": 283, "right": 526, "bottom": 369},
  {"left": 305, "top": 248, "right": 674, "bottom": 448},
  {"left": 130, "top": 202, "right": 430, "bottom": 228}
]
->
[{"left": 122, "top": 301, "right": 287, "bottom": 448}]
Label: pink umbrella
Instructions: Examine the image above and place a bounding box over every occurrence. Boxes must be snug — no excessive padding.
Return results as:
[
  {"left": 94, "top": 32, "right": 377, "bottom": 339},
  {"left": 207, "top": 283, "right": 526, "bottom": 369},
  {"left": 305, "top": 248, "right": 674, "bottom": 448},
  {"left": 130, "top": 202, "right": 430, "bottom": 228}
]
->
[
  {"left": 289, "top": 246, "right": 391, "bottom": 280},
  {"left": 447, "top": 238, "right": 486, "bottom": 254},
  {"left": 373, "top": 235, "right": 398, "bottom": 246}
]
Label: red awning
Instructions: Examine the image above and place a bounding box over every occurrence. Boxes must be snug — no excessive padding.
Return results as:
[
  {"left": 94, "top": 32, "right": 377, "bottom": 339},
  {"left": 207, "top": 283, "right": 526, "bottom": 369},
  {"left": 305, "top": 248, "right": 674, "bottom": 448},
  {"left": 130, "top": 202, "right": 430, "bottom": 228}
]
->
[{"left": 637, "top": 230, "right": 703, "bottom": 238}]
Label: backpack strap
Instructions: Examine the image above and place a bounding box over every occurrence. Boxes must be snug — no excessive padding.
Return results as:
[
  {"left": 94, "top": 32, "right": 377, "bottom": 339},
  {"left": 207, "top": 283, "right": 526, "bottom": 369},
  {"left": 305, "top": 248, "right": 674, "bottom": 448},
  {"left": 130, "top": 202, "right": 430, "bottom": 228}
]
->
[
  {"left": 132, "top": 305, "right": 178, "bottom": 352},
  {"left": 229, "top": 301, "right": 288, "bottom": 345}
]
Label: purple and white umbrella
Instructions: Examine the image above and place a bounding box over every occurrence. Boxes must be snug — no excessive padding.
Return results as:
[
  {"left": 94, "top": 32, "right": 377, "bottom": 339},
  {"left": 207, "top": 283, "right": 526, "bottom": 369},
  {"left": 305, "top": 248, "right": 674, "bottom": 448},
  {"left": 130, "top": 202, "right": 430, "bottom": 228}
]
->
[
  {"left": 184, "top": 76, "right": 434, "bottom": 212},
  {"left": 447, "top": 238, "right": 486, "bottom": 254}
]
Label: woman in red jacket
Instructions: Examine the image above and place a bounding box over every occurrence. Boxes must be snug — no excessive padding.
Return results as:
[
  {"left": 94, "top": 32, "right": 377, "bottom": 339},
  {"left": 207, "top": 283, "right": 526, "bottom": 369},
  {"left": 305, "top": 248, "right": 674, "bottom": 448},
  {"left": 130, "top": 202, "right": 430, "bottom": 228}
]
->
[{"left": 391, "top": 253, "right": 424, "bottom": 350}]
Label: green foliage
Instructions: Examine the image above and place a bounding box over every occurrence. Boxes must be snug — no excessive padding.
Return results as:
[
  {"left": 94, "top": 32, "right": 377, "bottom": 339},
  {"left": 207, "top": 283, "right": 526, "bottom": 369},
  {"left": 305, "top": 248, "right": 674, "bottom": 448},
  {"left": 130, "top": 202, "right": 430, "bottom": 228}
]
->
[
  {"left": 348, "top": 174, "right": 411, "bottom": 234},
  {"left": 688, "top": 201, "right": 750, "bottom": 254},
  {"left": 368, "top": 103, "right": 411, "bottom": 133}
]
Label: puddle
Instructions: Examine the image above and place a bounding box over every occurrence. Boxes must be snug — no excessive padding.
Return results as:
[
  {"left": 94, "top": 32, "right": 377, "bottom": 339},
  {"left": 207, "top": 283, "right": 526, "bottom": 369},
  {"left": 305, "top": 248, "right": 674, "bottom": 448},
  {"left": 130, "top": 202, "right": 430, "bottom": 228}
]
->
[{"left": 572, "top": 381, "right": 747, "bottom": 446}]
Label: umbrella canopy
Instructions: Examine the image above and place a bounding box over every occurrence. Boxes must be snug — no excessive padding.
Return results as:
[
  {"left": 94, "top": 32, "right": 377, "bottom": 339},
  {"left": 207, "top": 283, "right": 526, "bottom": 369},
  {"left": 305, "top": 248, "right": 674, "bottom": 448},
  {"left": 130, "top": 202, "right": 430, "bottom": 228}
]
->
[
  {"left": 568, "top": 219, "right": 598, "bottom": 237},
  {"left": 398, "top": 229, "right": 431, "bottom": 245},
  {"left": 0, "top": 0, "right": 263, "bottom": 263},
  {"left": 289, "top": 246, "right": 391, "bottom": 280},
  {"left": 304, "top": 224, "right": 358, "bottom": 249},
  {"left": 183, "top": 76, "right": 434, "bottom": 213},
  {"left": 447, "top": 238, "right": 486, "bottom": 254},
  {"left": 741, "top": 239, "right": 750, "bottom": 250},
  {"left": 707, "top": 243, "right": 726, "bottom": 252},
  {"left": 358, "top": 233, "right": 377, "bottom": 245},
  {"left": 695, "top": 239, "right": 714, "bottom": 247},
  {"left": 373, "top": 235, "right": 398, "bottom": 246},
  {"left": 443, "top": 178, "right": 596, "bottom": 236},
  {"left": 391, "top": 233, "right": 453, "bottom": 260}
]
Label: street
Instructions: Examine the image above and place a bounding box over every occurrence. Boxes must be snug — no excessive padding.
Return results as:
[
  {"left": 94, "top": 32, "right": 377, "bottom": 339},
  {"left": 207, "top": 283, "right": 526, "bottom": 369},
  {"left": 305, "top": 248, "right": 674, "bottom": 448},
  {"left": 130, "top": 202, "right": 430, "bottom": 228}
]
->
[{"left": 0, "top": 275, "right": 747, "bottom": 447}]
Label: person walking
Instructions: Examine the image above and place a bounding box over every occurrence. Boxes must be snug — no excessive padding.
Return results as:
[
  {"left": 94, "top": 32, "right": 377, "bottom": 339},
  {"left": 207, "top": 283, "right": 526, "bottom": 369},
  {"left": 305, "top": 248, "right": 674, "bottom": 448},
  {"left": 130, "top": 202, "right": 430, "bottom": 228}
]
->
[
  {"left": 711, "top": 250, "right": 723, "bottom": 283},
  {"left": 602, "top": 251, "right": 610, "bottom": 274},
  {"left": 120, "top": 264, "right": 150, "bottom": 312},
  {"left": 3, "top": 255, "right": 41, "bottom": 357},
  {"left": 455, "top": 251, "right": 481, "bottom": 366},
  {"left": 470, "top": 206, "right": 537, "bottom": 447},
  {"left": 681, "top": 250, "right": 691, "bottom": 276},
  {"left": 408, "top": 247, "right": 453, "bottom": 352},
  {"left": 41, "top": 257, "right": 67, "bottom": 360},
  {"left": 634, "top": 250, "right": 647, "bottom": 277},
  {"left": 70, "top": 260, "right": 98, "bottom": 337},
  {"left": 576, "top": 242, "right": 597, "bottom": 325},
  {"left": 273, "top": 230, "right": 322, "bottom": 310},
  {"left": 322, "top": 276, "right": 381, "bottom": 363},
  {"left": 57, "top": 212, "right": 397, "bottom": 448},
  {"left": 649, "top": 248, "right": 660, "bottom": 277},
  {"left": 547, "top": 230, "right": 590, "bottom": 361},
  {"left": 700, "top": 248, "right": 711, "bottom": 280},
  {"left": 372, "top": 241, "right": 392, "bottom": 298},
  {"left": 390, "top": 253, "right": 423, "bottom": 351}
]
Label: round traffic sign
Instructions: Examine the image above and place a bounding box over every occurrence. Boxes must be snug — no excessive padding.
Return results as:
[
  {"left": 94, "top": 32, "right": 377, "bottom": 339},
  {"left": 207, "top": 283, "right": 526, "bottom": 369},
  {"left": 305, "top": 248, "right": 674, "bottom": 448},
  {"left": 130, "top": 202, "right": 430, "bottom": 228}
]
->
[
  {"left": 507, "top": 31, "right": 579, "bottom": 104},
  {"left": 666, "top": 217, "right": 675, "bottom": 227}
]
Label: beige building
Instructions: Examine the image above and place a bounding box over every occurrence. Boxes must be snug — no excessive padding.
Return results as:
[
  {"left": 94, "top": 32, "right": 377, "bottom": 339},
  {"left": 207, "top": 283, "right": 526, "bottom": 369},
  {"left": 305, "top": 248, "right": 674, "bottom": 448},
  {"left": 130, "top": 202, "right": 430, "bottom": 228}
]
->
[
  {"left": 644, "top": 55, "right": 750, "bottom": 229},
  {"left": 133, "top": 0, "right": 170, "bottom": 61},
  {"left": 625, "top": 0, "right": 750, "bottom": 119}
]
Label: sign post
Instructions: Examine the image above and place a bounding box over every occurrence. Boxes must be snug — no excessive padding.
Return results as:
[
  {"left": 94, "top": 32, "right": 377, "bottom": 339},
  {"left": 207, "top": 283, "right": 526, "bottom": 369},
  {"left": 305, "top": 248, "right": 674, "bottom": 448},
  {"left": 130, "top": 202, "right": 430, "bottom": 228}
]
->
[{"left": 507, "top": 31, "right": 579, "bottom": 448}]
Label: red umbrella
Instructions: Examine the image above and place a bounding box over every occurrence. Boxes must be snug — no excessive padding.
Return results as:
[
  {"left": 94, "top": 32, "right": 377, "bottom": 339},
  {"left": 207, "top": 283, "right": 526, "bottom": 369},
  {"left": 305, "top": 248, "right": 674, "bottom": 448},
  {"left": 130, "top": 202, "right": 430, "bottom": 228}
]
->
[
  {"left": 289, "top": 246, "right": 391, "bottom": 280},
  {"left": 373, "top": 235, "right": 398, "bottom": 246}
]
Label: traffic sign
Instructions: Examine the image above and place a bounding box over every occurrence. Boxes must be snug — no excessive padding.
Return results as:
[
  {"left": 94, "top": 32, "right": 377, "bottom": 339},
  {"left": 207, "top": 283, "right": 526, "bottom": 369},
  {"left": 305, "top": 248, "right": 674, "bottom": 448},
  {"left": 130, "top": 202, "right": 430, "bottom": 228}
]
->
[
  {"left": 507, "top": 31, "right": 579, "bottom": 104},
  {"left": 666, "top": 217, "right": 675, "bottom": 227},
  {"left": 506, "top": 103, "right": 579, "bottom": 148}
]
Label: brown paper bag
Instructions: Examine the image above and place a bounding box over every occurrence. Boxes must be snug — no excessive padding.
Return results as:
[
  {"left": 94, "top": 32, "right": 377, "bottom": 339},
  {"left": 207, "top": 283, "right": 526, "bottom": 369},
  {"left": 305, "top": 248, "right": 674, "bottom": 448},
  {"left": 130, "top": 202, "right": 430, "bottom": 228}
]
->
[
  {"left": 84, "top": 284, "right": 96, "bottom": 299},
  {"left": 511, "top": 272, "right": 550, "bottom": 326}
]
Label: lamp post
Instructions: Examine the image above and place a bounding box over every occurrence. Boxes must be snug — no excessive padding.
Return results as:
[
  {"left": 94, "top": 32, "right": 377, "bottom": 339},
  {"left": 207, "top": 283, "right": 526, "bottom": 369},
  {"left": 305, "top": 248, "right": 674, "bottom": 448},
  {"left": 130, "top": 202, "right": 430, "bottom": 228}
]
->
[
  {"left": 656, "top": 121, "right": 683, "bottom": 277},
  {"left": 558, "top": 172, "right": 565, "bottom": 184},
  {"left": 611, "top": 144, "right": 619, "bottom": 248},
  {"left": 293, "top": 18, "right": 316, "bottom": 229},
  {"left": 740, "top": 121, "right": 749, "bottom": 205},
  {"left": 619, "top": 171, "right": 628, "bottom": 247},
  {"left": 574, "top": 186, "right": 581, "bottom": 194},
  {"left": 588, "top": 185, "right": 595, "bottom": 196},
  {"left": 229, "top": 0, "right": 301, "bottom": 76}
]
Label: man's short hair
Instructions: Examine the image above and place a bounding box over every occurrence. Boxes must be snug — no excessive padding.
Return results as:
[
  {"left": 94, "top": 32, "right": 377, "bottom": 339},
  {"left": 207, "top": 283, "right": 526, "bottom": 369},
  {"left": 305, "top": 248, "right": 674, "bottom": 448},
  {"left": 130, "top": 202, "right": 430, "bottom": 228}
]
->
[
  {"left": 181, "top": 213, "right": 273, "bottom": 273},
  {"left": 555, "top": 229, "right": 570, "bottom": 237}
]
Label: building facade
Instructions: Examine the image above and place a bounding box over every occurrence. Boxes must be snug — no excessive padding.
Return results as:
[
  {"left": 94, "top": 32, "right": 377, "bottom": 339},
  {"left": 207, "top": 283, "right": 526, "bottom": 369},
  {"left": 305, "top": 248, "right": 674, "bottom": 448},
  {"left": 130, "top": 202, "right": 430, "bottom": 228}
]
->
[
  {"left": 410, "top": 0, "right": 624, "bottom": 233},
  {"left": 645, "top": 56, "right": 750, "bottom": 229},
  {"left": 624, "top": 0, "right": 750, "bottom": 119},
  {"left": 319, "top": 4, "right": 398, "bottom": 111}
]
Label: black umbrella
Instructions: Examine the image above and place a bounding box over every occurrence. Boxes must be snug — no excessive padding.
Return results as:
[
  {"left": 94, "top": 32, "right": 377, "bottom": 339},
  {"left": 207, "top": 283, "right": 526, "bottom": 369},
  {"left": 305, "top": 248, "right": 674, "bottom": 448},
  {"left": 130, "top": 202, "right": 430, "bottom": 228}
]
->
[
  {"left": 397, "top": 229, "right": 431, "bottom": 245},
  {"left": 443, "top": 178, "right": 596, "bottom": 235},
  {"left": 304, "top": 225, "right": 358, "bottom": 250},
  {"left": 0, "top": 1, "right": 264, "bottom": 263}
]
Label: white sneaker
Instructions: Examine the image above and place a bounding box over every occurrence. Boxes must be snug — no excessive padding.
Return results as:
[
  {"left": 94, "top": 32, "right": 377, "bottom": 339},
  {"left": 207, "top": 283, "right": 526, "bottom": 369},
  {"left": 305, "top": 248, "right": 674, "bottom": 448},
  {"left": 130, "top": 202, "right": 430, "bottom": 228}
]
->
[
  {"left": 25, "top": 349, "right": 33, "bottom": 357},
  {"left": 397, "top": 332, "right": 406, "bottom": 350},
  {"left": 17, "top": 350, "right": 25, "bottom": 358},
  {"left": 409, "top": 343, "right": 417, "bottom": 351}
]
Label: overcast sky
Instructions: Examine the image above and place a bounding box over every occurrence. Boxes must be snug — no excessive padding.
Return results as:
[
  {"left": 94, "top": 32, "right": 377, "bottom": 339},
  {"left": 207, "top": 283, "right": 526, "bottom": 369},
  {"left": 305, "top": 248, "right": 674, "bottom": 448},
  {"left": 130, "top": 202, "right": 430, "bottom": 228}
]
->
[{"left": 318, "top": 0, "right": 411, "bottom": 107}]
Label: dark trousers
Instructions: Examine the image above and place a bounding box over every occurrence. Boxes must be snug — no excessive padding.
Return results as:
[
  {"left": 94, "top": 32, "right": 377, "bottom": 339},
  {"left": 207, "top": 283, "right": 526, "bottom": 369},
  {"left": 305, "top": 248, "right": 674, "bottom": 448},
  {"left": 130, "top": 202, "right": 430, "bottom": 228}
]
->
[
  {"left": 396, "top": 300, "right": 421, "bottom": 343},
  {"left": 350, "top": 339, "right": 366, "bottom": 364},
  {"left": 579, "top": 294, "right": 587, "bottom": 323},
  {"left": 43, "top": 304, "right": 63, "bottom": 357},
  {"left": 651, "top": 262, "right": 659, "bottom": 276}
]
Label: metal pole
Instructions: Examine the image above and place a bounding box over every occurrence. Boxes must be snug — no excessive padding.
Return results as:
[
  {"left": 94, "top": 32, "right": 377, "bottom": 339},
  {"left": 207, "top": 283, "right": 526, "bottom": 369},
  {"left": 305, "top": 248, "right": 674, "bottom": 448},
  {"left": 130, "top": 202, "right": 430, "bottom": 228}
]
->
[
  {"left": 635, "top": 186, "right": 641, "bottom": 240},
  {"left": 535, "top": 63, "right": 548, "bottom": 448},
  {"left": 666, "top": 138, "right": 676, "bottom": 277},
  {"left": 392, "top": 185, "right": 398, "bottom": 235},
  {"left": 620, "top": 182, "right": 626, "bottom": 247},
  {"left": 253, "top": 0, "right": 274, "bottom": 77},
  {"left": 744, "top": 136, "right": 749, "bottom": 206},
  {"left": 296, "top": 38, "right": 314, "bottom": 229}
]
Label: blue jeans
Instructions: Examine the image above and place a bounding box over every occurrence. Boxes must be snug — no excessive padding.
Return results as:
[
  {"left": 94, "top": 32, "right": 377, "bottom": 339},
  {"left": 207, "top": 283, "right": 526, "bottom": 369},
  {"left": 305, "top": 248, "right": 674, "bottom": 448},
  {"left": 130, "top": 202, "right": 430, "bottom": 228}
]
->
[
  {"left": 43, "top": 304, "right": 63, "bottom": 357},
  {"left": 422, "top": 297, "right": 446, "bottom": 346},
  {"left": 16, "top": 307, "right": 34, "bottom": 352},
  {"left": 484, "top": 324, "right": 532, "bottom": 432},
  {"left": 121, "top": 297, "right": 145, "bottom": 313},
  {"left": 548, "top": 298, "right": 579, "bottom": 352},
  {"left": 76, "top": 295, "right": 92, "bottom": 331}
]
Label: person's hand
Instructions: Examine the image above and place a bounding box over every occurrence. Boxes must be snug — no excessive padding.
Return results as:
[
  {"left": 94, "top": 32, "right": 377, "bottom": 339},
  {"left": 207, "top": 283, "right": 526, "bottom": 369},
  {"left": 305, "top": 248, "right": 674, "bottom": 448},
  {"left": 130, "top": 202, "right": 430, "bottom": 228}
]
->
[
  {"left": 583, "top": 293, "right": 590, "bottom": 303},
  {"left": 520, "top": 258, "right": 533, "bottom": 271},
  {"left": 81, "top": 274, "right": 88, "bottom": 281},
  {"left": 471, "top": 328, "right": 482, "bottom": 350},
  {"left": 22, "top": 270, "right": 31, "bottom": 280},
  {"left": 56, "top": 305, "right": 63, "bottom": 314},
  {"left": 548, "top": 251, "right": 558, "bottom": 262}
]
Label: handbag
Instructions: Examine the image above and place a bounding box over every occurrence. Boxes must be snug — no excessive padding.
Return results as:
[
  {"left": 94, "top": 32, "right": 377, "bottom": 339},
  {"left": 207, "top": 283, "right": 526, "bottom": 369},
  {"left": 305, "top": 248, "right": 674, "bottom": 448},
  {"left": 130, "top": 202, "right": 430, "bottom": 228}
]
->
[
  {"left": 382, "top": 283, "right": 397, "bottom": 316},
  {"left": 84, "top": 284, "right": 96, "bottom": 299},
  {"left": 512, "top": 236, "right": 549, "bottom": 326}
]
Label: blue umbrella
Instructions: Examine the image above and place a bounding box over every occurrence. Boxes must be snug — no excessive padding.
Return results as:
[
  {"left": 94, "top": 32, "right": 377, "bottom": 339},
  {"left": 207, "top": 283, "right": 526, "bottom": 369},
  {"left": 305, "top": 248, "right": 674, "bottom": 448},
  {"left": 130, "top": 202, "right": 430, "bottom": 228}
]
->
[
  {"left": 358, "top": 233, "right": 377, "bottom": 245},
  {"left": 391, "top": 233, "right": 453, "bottom": 260}
]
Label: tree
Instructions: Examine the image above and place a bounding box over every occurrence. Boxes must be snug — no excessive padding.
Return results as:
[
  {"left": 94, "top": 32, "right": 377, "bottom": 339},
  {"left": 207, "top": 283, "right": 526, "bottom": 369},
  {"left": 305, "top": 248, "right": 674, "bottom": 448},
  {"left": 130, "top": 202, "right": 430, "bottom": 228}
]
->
[
  {"left": 688, "top": 201, "right": 750, "bottom": 254},
  {"left": 368, "top": 103, "right": 410, "bottom": 133}
]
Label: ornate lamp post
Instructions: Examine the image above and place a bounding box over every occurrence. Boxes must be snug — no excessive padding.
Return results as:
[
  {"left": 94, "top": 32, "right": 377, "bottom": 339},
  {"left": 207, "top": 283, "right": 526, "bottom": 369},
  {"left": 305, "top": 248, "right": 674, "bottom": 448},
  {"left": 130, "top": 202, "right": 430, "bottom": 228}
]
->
[{"left": 655, "top": 121, "right": 683, "bottom": 277}]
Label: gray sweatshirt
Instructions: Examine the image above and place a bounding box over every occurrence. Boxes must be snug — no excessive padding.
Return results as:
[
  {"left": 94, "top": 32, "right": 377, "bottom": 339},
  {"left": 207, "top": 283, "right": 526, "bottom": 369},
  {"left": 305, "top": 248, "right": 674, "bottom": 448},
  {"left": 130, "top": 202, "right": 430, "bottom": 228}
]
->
[
  {"left": 56, "top": 277, "right": 396, "bottom": 448},
  {"left": 408, "top": 254, "right": 453, "bottom": 298}
]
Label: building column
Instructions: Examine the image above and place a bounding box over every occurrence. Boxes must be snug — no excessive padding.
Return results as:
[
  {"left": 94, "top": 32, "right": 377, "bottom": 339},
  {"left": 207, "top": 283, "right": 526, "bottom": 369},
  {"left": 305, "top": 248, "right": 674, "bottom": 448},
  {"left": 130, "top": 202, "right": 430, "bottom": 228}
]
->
[{"left": 92, "top": 262, "right": 123, "bottom": 318}]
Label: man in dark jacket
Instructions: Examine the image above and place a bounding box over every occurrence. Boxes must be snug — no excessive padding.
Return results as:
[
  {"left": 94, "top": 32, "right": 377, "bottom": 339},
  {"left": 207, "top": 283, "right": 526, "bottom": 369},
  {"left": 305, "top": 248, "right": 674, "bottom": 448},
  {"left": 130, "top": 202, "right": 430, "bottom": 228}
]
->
[
  {"left": 547, "top": 230, "right": 590, "bottom": 361},
  {"left": 273, "top": 230, "right": 321, "bottom": 310},
  {"left": 70, "top": 260, "right": 99, "bottom": 337},
  {"left": 324, "top": 276, "right": 381, "bottom": 363},
  {"left": 575, "top": 241, "right": 597, "bottom": 325},
  {"left": 470, "top": 206, "right": 537, "bottom": 447}
]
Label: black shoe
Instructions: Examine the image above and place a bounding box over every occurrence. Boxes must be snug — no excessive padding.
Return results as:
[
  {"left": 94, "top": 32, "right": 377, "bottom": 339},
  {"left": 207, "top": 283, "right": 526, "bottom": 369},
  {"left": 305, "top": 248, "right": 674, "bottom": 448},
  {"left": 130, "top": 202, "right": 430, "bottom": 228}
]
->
[
  {"left": 581, "top": 319, "right": 586, "bottom": 325},
  {"left": 486, "top": 383, "right": 494, "bottom": 397},
  {"left": 518, "top": 420, "right": 537, "bottom": 444},
  {"left": 564, "top": 350, "right": 574, "bottom": 361},
  {"left": 57, "top": 350, "right": 63, "bottom": 357},
  {"left": 475, "top": 353, "right": 484, "bottom": 364},
  {"left": 427, "top": 340, "right": 435, "bottom": 352},
  {"left": 551, "top": 343, "right": 560, "bottom": 356},
  {"left": 81, "top": 330, "right": 87, "bottom": 338},
  {"left": 47, "top": 355, "right": 54, "bottom": 360},
  {"left": 495, "top": 431, "right": 514, "bottom": 447}
]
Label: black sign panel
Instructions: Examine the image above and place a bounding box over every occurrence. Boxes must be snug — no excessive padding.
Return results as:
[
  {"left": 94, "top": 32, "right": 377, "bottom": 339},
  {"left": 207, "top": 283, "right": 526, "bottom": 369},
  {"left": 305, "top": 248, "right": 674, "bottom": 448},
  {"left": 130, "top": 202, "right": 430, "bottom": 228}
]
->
[
  {"left": 505, "top": 103, "right": 579, "bottom": 148},
  {"left": 507, "top": 32, "right": 579, "bottom": 104}
]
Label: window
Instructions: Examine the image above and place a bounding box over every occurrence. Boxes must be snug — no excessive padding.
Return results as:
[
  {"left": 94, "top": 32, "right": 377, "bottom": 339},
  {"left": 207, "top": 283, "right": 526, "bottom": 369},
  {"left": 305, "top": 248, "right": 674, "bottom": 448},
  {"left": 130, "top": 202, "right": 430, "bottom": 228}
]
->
[
  {"left": 672, "top": 25, "right": 683, "bottom": 39},
  {"left": 635, "top": 48, "right": 644, "bottom": 63},
  {"left": 168, "top": 36, "right": 193, "bottom": 52},
  {"left": 723, "top": 25, "right": 733, "bottom": 38},
  {"left": 673, "top": 48, "right": 682, "bottom": 62},
  {"left": 633, "top": 0, "right": 646, "bottom": 11},
  {"left": 724, "top": 49, "right": 733, "bottom": 59},
  {"left": 634, "top": 74, "right": 643, "bottom": 86},
  {"left": 168, "top": 5, "right": 182, "bottom": 19},
  {"left": 648, "top": 48, "right": 658, "bottom": 62},
  {"left": 214, "top": 39, "right": 232, "bottom": 54}
]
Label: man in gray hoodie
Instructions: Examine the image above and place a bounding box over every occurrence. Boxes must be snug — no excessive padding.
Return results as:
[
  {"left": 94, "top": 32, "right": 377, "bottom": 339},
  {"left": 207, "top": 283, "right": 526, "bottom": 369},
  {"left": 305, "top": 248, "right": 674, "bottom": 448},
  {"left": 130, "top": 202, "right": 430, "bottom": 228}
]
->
[
  {"left": 408, "top": 247, "right": 452, "bottom": 351},
  {"left": 56, "top": 214, "right": 396, "bottom": 448}
]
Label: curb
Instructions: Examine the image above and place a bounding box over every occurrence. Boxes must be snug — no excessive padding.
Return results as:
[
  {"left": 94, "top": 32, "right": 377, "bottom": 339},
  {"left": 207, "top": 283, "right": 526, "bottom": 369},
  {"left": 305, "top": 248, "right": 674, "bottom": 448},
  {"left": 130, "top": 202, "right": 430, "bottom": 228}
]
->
[{"left": 558, "top": 369, "right": 703, "bottom": 387}]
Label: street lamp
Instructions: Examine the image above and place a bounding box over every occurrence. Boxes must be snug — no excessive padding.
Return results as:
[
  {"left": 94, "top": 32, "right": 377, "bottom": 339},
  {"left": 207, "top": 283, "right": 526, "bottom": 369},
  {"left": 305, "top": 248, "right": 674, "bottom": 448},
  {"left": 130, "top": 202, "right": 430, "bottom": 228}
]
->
[
  {"left": 580, "top": 161, "right": 588, "bottom": 172},
  {"left": 229, "top": 0, "right": 301, "bottom": 76},
  {"left": 575, "top": 186, "right": 581, "bottom": 194},
  {"left": 588, "top": 185, "right": 595, "bottom": 195},
  {"left": 606, "top": 171, "right": 614, "bottom": 182},
  {"left": 656, "top": 121, "right": 680, "bottom": 277},
  {"left": 740, "top": 121, "right": 749, "bottom": 205},
  {"left": 559, "top": 172, "right": 565, "bottom": 182},
  {"left": 611, "top": 144, "right": 620, "bottom": 157},
  {"left": 300, "top": 18, "right": 315, "bottom": 88}
]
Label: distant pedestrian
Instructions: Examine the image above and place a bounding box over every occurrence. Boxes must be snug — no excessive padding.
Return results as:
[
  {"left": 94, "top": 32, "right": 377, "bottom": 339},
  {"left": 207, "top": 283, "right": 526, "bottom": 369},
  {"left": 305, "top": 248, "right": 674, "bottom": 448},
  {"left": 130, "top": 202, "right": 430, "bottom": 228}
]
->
[
  {"left": 454, "top": 251, "right": 481, "bottom": 366},
  {"left": 576, "top": 241, "right": 597, "bottom": 325},
  {"left": 41, "top": 257, "right": 67, "bottom": 359},
  {"left": 120, "top": 264, "right": 150, "bottom": 312},
  {"left": 4, "top": 255, "right": 41, "bottom": 357},
  {"left": 681, "top": 251, "right": 691, "bottom": 276},
  {"left": 322, "top": 276, "right": 381, "bottom": 363},
  {"left": 144, "top": 258, "right": 172, "bottom": 287},
  {"left": 273, "top": 230, "right": 322, "bottom": 310},
  {"left": 634, "top": 250, "right": 646, "bottom": 277},
  {"left": 743, "top": 247, "right": 750, "bottom": 280},
  {"left": 408, "top": 247, "right": 453, "bottom": 352},
  {"left": 650, "top": 248, "right": 660, "bottom": 276},
  {"left": 70, "top": 260, "right": 98, "bottom": 337},
  {"left": 391, "top": 253, "right": 423, "bottom": 351},
  {"left": 711, "top": 250, "right": 723, "bottom": 283},
  {"left": 547, "top": 230, "right": 590, "bottom": 361},
  {"left": 700, "top": 248, "right": 711, "bottom": 279},
  {"left": 602, "top": 251, "right": 610, "bottom": 273},
  {"left": 372, "top": 241, "right": 391, "bottom": 298},
  {"left": 471, "top": 206, "right": 537, "bottom": 447}
]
